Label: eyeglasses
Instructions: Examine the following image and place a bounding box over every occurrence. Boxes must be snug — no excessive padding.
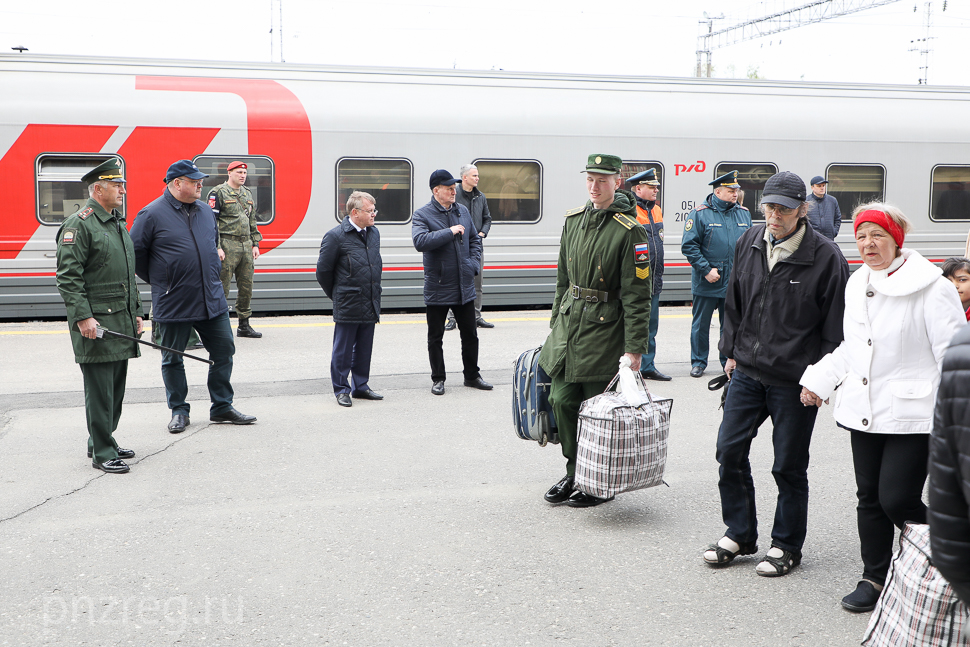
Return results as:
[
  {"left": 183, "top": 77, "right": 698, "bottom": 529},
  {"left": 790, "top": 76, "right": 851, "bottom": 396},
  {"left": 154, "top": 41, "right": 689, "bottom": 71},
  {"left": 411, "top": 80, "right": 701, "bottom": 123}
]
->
[
  {"left": 355, "top": 208, "right": 378, "bottom": 215},
  {"left": 761, "top": 203, "right": 796, "bottom": 216}
]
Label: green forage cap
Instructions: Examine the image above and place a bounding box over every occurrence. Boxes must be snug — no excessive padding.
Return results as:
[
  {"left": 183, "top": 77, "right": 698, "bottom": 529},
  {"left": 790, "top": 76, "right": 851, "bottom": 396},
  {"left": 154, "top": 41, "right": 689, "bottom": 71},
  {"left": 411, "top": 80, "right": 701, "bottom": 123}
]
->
[
  {"left": 583, "top": 154, "right": 623, "bottom": 174},
  {"left": 80, "top": 158, "right": 125, "bottom": 184}
]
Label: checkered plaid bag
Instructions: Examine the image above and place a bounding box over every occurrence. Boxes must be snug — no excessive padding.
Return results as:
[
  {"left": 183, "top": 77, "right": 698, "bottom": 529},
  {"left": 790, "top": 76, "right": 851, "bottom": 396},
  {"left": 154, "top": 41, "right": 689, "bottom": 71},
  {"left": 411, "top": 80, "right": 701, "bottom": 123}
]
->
[
  {"left": 574, "top": 373, "right": 672, "bottom": 500},
  {"left": 862, "top": 523, "right": 969, "bottom": 646}
]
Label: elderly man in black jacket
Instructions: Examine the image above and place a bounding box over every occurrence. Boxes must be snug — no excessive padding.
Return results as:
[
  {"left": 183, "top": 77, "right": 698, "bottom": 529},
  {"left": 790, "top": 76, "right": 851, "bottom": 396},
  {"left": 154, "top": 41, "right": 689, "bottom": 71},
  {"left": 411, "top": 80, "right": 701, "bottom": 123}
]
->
[
  {"left": 130, "top": 159, "right": 256, "bottom": 433},
  {"left": 928, "top": 323, "right": 970, "bottom": 604},
  {"left": 445, "top": 163, "right": 493, "bottom": 330},
  {"left": 412, "top": 169, "right": 492, "bottom": 396},
  {"left": 316, "top": 191, "right": 384, "bottom": 407}
]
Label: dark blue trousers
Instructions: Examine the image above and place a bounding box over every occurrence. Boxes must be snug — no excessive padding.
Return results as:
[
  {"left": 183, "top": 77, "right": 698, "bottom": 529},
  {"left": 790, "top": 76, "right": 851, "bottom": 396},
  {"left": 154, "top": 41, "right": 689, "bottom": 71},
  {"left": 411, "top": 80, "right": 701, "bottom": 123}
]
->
[
  {"left": 157, "top": 311, "right": 235, "bottom": 417},
  {"left": 716, "top": 369, "right": 818, "bottom": 554},
  {"left": 640, "top": 293, "right": 661, "bottom": 372},
  {"left": 690, "top": 294, "right": 726, "bottom": 370},
  {"left": 331, "top": 322, "right": 376, "bottom": 394}
]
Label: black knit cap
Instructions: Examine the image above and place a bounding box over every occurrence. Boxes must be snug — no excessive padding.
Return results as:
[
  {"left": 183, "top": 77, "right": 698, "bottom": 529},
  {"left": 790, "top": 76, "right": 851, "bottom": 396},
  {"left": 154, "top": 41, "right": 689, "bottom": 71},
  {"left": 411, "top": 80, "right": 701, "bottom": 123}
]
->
[{"left": 762, "top": 171, "right": 807, "bottom": 209}]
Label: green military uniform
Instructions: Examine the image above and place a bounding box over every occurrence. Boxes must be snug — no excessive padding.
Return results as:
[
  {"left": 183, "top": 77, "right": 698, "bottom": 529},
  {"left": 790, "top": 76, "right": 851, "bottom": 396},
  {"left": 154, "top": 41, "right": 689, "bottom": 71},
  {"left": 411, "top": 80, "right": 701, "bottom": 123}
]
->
[
  {"left": 55, "top": 164, "right": 142, "bottom": 466},
  {"left": 538, "top": 157, "right": 653, "bottom": 478},
  {"left": 208, "top": 181, "right": 262, "bottom": 323}
]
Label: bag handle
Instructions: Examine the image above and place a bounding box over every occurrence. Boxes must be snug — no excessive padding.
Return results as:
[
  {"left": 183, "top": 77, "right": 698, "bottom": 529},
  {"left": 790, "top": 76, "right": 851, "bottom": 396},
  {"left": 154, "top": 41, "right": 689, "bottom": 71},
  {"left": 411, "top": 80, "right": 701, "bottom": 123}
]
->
[{"left": 605, "top": 369, "right": 655, "bottom": 405}]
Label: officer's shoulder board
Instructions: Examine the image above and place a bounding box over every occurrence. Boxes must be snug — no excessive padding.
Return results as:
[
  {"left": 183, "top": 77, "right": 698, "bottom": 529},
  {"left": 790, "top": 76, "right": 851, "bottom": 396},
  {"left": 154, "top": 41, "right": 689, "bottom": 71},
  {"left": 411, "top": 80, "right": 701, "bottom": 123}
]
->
[
  {"left": 77, "top": 207, "right": 93, "bottom": 220},
  {"left": 564, "top": 205, "right": 585, "bottom": 218},
  {"left": 612, "top": 212, "right": 638, "bottom": 230},
  {"left": 695, "top": 204, "right": 709, "bottom": 211},
  {"left": 738, "top": 204, "right": 750, "bottom": 211}
]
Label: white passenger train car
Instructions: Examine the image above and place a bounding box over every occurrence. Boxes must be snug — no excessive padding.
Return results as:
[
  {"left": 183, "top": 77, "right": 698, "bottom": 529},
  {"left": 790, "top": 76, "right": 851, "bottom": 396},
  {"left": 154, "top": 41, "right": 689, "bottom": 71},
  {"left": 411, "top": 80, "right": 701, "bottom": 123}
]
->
[{"left": 2, "top": 54, "right": 969, "bottom": 319}]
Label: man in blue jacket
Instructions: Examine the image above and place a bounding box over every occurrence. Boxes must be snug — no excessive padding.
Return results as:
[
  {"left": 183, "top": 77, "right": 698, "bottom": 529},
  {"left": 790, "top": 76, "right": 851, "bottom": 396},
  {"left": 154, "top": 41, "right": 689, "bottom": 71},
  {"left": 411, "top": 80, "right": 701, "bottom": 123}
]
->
[
  {"left": 806, "top": 175, "right": 842, "bottom": 241},
  {"left": 130, "top": 160, "right": 256, "bottom": 433},
  {"left": 316, "top": 191, "right": 383, "bottom": 407},
  {"left": 681, "top": 171, "right": 752, "bottom": 378},
  {"left": 412, "top": 169, "right": 492, "bottom": 396}
]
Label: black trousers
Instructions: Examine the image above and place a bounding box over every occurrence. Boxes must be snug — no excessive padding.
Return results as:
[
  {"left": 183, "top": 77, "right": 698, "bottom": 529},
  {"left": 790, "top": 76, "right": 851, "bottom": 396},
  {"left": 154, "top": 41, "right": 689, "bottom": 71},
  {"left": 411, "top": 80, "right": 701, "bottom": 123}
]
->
[
  {"left": 850, "top": 430, "right": 930, "bottom": 585},
  {"left": 426, "top": 301, "right": 480, "bottom": 383}
]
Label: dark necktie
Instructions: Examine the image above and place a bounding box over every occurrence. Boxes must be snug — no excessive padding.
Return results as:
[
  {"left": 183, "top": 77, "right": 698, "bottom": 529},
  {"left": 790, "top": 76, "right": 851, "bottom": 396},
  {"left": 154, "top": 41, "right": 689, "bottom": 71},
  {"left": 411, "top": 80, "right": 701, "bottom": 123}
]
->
[{"left": 359, "top": 227, "right": 367, "bottom": 245}]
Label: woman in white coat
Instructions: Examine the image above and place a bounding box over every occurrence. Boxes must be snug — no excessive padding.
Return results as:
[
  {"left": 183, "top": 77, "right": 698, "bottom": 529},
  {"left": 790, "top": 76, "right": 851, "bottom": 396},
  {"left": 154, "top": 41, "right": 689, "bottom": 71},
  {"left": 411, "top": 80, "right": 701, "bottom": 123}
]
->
[{"left": 800, "top": 203, "right": 965, "bottom": 613}]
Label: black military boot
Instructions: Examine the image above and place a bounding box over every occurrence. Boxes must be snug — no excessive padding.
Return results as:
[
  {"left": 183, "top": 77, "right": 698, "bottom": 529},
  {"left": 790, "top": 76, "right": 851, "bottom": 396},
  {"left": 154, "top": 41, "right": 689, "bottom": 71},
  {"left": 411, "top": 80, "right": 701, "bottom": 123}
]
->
[{"left": 237, "top": 318, "right": 262, "bottom": 338}]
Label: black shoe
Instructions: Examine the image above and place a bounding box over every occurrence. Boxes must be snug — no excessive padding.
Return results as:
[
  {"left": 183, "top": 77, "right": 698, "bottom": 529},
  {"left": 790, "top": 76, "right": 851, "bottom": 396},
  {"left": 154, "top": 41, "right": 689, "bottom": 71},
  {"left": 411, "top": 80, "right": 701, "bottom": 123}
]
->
[
  {"left": 476, "top": 318, "right": 494, "bottom": 329},
  {"left": 641, "top": 369, "right": 672, "bottom": 381},
  {"left": 237, "top": 318, "right": 262, "bottom": 338},
  {"left": 841, "top": 580, "right": 882, "bottom": 612},
  {"left": 87, "top": 447, "right": 135, "bottom": 459},
  {"left": 210, "top": 408, "right": 257, "bottom": 425},
  {"left": 431, "top": 381, "right": 445, "bottom": 395},
  {"left": 444, "top": 319, "right": 457, "bottom": 331},
  {"left": 351, "top": 389, "right": 383, "bottom": 401},
  {"left": 565, "top": 491, "right": 615, "bottom": 508},
  {"left": 336, "top": 393, "right": 352, "bottom": 407},
  {"left": 92, "top": 458, "right": 130, "bottom": 474},
  {"left": 463, "top": 377, "right": 493, "bottom": 390},
  {"left": 544, "top": 475, "right": 575, "bottom": 503},
  {"left": 168, "top": 414, "right": 189, "bottom": 434},
  {"left": 690, "top": 365, "right": 705, "bottom": 378}
]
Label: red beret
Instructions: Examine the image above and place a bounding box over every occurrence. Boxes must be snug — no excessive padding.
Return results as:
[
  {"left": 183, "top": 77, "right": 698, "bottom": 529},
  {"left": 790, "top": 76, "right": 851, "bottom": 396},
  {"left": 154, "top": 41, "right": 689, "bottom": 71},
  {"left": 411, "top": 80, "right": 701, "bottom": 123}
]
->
[{"left": 227, "top": 161, "right": 247, "bottom": 171}]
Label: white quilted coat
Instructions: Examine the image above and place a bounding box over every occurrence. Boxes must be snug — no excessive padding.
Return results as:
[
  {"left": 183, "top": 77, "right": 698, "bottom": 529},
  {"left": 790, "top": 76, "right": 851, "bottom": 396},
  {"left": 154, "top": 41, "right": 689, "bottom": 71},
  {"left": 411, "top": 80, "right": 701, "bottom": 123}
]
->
[{"left": 799, "top": 248, "right": 965, "bottom": 434}]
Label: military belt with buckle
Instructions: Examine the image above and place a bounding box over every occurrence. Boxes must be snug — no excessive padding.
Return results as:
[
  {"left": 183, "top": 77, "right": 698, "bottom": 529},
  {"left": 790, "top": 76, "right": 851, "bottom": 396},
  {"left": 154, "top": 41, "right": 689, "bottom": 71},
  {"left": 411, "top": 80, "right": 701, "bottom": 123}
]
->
[
  {"left": 219, "top": 233, "right": 251, "bottom": 241},
  {"left": 569, "top": 284, "right": 617, "bottom": 303}
]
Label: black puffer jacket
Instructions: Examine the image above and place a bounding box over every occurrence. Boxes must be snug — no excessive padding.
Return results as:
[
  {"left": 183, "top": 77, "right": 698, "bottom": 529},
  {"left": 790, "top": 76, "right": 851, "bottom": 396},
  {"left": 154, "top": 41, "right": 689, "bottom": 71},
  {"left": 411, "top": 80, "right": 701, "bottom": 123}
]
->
[
  {"left": 315, "top": 217, "right": 382, "bottom": 324},
  {"left": 928, "top": 323, "right": 970, "bottom": 604},
  {"left": 720, "top": 220, "right": 849, "bottom": 387}
]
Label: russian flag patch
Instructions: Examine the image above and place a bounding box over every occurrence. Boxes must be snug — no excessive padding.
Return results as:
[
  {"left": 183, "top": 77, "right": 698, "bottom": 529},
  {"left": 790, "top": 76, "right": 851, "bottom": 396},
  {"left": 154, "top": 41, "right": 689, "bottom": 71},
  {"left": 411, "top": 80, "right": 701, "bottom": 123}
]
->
[{"left": 634, "top": 242, "right": 650, "bottom": 264}]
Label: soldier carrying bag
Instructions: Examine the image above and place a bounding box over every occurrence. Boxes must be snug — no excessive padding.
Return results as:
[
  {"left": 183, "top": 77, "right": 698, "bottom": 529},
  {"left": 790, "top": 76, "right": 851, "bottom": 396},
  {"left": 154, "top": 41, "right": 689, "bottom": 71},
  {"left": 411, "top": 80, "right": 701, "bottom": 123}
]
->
[{"left": 574, "top": 363, "right": 673, "bottom": 500}]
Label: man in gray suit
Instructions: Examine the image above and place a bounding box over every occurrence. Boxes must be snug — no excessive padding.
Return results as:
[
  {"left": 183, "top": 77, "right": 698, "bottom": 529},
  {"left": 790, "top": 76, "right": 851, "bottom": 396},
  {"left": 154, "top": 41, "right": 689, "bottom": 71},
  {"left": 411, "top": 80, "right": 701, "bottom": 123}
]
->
[{"left": 446, "top": 163, "right": 493, "bottom": 330}]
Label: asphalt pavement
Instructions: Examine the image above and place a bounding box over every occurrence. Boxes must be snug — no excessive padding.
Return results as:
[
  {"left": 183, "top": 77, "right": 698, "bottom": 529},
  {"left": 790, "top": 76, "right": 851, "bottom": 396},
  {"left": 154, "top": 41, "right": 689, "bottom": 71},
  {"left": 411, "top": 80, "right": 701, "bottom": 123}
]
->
[{"left": 0, "top": 307, "right": 875, "bottom": 646}]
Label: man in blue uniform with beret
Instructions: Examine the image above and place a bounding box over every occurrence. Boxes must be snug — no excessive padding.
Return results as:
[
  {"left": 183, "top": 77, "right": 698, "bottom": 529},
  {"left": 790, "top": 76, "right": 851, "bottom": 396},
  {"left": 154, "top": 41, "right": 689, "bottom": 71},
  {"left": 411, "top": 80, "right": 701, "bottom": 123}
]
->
[
  {"left": 627, "top": 168, "right": 670, "bottom": 381},
  {"left": 56, "top": 158, "right": 143, "bottom": 473},
  {"left": 681, "top": 171, "right": 752, "bottom": 378}
]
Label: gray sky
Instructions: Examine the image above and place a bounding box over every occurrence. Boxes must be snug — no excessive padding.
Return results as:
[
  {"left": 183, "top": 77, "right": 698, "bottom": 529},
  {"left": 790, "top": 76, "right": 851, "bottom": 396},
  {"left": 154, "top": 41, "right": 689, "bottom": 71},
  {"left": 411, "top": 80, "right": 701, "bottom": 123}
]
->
[{"left": 2, "top": 0, "right": 969, "bottom": 85}]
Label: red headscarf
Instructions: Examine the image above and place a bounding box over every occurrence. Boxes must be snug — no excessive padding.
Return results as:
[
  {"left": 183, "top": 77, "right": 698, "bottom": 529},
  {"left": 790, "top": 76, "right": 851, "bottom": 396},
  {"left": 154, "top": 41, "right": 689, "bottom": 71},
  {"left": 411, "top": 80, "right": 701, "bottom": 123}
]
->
[{"left": 854, "top": 209, "right": 905, "bottom": 248}]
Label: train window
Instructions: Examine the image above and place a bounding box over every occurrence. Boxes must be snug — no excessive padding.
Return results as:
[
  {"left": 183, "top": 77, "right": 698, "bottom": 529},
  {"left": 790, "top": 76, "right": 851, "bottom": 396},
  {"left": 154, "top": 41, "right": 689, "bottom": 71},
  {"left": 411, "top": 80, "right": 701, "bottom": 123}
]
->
[
  {"left": 826, "top": 164, "right": 885, "bottom": 217},
  {"left": 714, "top": 163, "right": 778, "bottom": 220},
  {"left": 36, "top": 154, "right": 126, "bottom": 225},
  {"left": 194, "top": 156, "right": 275, "bottom": 224},
  {"left": 336, "top": 158, "right": 412, "bottom": 223},
  {"left": 472, "top": 160, "right": 542, "bottom": 223},
  {"left": 930, "top": 166, "right": 970, "bottom": 221},
  {"left": 620, "top": 161, "right": 664, "bottom": 212}
]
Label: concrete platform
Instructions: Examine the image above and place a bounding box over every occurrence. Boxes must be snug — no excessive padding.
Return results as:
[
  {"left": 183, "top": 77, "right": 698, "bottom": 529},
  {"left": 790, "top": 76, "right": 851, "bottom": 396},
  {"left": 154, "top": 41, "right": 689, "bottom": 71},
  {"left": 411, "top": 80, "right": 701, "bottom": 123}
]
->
[{"left": 0, "top": 308, "right": 874, "bottom": 645}]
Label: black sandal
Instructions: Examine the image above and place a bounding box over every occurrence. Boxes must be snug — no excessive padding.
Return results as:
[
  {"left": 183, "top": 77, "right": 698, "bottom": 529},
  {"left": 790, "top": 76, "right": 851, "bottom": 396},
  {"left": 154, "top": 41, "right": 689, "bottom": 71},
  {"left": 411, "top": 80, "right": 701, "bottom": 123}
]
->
[
  {"left": 756, "top": 547, "right": 802, "bottom": 577},
  {"left": 703, "top": 538, "right": 758, "bottom": 566}
]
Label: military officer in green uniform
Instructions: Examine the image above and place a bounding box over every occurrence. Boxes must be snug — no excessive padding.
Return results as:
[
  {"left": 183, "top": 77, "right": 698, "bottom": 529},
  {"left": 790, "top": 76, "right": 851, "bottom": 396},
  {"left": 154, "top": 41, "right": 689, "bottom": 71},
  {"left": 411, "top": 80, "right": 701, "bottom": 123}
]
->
[
  {"left": 55, "top": 158, "right": 143, "bottom": 474},
  {"left": 538, "top": 154, "right": 653, "bottom": 507},
  {"left": 207, "top": 160, "right": 263, "bottom": 338}
]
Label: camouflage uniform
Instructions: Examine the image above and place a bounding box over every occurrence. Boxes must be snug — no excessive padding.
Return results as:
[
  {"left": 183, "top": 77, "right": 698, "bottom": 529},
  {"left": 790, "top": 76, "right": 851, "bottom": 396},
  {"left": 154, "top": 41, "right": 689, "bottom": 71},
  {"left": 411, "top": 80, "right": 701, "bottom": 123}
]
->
[{"left": 208, "top": 182, "right": 262, "bottom": 327}]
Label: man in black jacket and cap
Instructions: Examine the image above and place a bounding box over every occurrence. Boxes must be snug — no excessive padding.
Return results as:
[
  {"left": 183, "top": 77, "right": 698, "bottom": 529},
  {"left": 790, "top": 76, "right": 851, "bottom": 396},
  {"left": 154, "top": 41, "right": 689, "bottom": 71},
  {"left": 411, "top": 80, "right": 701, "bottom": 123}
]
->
[
  {"left": 316, "top": 191, "right": 384, "bottom": 407},
  {"left": 412, "top": 169, "right": 492, "bottom": 396},
  {"left": 130, "top": 159, "right": 257, "bottom": 434},
  {"left": 702, "top": 171, "right": 848, "bottom": 578}
]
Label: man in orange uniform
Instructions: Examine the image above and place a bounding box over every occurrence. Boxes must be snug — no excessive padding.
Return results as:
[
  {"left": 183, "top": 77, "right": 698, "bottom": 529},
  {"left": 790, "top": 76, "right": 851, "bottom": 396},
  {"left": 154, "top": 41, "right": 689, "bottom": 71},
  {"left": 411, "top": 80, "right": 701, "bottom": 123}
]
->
[{"left": 627, "top": 168, "right": 670, "bottom": 381}]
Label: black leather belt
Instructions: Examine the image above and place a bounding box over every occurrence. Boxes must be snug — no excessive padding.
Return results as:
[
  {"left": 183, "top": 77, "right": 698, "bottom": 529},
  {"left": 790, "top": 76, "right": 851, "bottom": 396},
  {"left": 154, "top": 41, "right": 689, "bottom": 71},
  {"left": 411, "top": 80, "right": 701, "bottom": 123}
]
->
[{"left": 569, "top": 284, "right": 617, "bottom": 303}]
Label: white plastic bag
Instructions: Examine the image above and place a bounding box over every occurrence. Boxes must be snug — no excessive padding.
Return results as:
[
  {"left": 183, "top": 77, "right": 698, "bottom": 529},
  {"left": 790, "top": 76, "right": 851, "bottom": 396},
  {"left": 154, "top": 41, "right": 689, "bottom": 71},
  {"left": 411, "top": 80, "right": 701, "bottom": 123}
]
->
[{"left": 617, "top": 356, "right": 650, "bottom": 407}]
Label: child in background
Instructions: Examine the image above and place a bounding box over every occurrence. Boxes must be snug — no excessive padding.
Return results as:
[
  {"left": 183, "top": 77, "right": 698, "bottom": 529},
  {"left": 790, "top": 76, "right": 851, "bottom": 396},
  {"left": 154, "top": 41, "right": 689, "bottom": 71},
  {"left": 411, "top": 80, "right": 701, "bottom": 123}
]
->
[{"left": 942, "top": 257, "right": 970, "bottom": 321}]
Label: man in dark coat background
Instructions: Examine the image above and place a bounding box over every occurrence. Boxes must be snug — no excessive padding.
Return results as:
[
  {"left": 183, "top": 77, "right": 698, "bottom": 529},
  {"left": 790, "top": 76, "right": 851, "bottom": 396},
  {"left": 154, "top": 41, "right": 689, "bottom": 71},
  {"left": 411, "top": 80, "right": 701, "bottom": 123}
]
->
[
  {"left": 316, "top": 191, "right": 384, "bottom": 407},
  {"left": 412, "top": 169, "right": 492, "bottom": 396},
  {"left": 446, "top": 163, "right": 493, "bottom": 330}
]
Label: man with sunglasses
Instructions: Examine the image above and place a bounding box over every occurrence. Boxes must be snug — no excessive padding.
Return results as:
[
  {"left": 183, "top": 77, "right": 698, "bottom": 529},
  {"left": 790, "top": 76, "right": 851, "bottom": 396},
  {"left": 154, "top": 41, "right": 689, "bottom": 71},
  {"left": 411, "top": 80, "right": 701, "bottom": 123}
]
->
[
  {"left": 130, "top": 160, "right": 257, "bottom": 434},
  {"left": 703, "top": 171, "right": 848, "bottom": 578}
]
